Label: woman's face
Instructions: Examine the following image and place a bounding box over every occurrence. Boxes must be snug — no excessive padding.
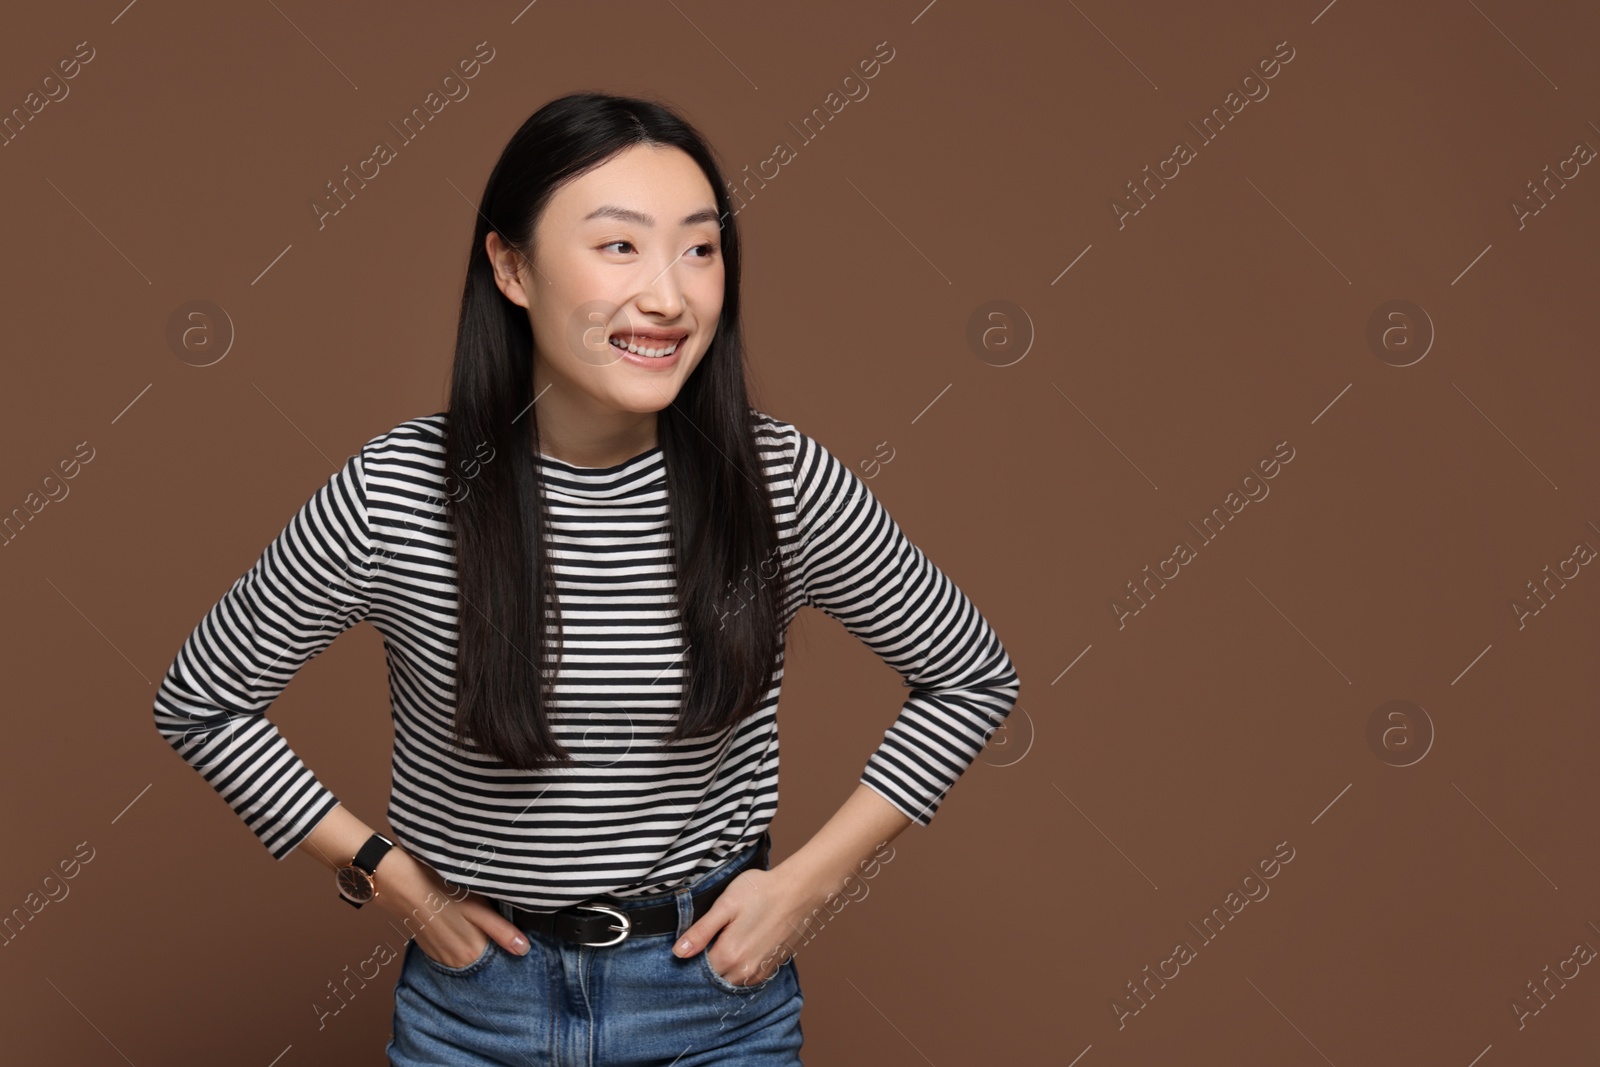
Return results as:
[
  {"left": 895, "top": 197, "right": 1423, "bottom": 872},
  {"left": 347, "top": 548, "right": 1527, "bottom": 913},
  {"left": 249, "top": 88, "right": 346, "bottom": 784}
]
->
[{"left": 492, "top": 143, "right": 725, "bottom": 421}]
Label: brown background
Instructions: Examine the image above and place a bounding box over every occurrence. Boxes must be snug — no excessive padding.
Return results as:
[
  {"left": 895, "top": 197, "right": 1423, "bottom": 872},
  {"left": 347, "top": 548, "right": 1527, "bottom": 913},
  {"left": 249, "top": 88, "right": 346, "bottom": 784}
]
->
[{"left": 3, "top": 0, "right": 1598, "bottom": 1063}]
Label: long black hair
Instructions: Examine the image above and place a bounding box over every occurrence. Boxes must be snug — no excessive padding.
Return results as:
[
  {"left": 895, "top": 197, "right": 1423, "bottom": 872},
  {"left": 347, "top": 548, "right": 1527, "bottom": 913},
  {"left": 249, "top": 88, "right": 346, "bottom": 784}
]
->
[{"left": 443, "top": 91, "right": 786, "bottom": 768}]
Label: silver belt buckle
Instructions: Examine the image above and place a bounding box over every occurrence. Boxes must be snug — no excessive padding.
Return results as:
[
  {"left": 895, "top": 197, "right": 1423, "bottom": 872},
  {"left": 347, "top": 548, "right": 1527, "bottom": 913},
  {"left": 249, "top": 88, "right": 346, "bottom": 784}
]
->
[{"left": 574, "top": 903, "right": 631, "bottom": 946}]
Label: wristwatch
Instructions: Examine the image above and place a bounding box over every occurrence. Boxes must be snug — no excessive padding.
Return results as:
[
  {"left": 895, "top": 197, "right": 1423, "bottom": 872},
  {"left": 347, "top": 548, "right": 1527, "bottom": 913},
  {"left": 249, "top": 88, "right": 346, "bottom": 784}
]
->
[{"left": 336, "top": 832, "right": 396, "bottom": 909}]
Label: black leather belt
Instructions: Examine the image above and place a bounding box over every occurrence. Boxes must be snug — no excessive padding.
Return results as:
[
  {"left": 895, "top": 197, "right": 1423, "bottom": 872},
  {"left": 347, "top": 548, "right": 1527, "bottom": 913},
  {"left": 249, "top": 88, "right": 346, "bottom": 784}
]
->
[{"left": 503, "top": 834, "right": 771, "bottom": 947}]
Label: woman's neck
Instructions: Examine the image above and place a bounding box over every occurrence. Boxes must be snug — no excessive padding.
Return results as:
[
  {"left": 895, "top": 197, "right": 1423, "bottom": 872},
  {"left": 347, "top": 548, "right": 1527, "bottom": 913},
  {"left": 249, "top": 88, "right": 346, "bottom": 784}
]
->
[{"left": 535, "top": 409, "right": 659, "bottom": 469}]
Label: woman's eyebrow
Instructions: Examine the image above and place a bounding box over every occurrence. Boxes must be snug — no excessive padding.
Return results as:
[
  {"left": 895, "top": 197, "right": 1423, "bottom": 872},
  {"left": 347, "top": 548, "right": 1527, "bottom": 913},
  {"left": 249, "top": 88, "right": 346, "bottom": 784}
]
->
[{"left": 583, "top": 204, "right": 721, "bottom": 227}]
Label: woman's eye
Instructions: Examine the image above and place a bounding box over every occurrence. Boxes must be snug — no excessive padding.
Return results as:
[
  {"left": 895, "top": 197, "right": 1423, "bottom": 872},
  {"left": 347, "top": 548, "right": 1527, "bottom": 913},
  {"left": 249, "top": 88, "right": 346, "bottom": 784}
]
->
[{"left": 600, "top": 240, "right": 716, "bottom": 257}]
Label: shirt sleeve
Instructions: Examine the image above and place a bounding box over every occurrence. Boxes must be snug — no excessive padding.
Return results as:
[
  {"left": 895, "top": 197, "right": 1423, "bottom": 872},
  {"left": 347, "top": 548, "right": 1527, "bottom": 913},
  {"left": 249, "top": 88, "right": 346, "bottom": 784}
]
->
[
  {"left": 152, "top": 449, "right": 376, "bottom": 861},
  {"left": 790, "top": 428, "right": 1021, "bottom": 826}
]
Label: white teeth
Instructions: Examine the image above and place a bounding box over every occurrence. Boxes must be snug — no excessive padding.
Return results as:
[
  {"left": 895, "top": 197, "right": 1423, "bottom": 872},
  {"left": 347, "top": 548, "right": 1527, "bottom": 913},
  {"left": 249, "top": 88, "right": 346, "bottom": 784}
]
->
[{"left": 609, "top": 336, "right": 680, "bottom": 358}]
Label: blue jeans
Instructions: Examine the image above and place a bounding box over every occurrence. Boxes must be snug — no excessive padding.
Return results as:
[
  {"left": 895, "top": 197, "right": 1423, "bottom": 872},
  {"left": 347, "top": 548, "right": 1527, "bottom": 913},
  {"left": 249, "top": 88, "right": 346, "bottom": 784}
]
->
[{"left": 387, "top": 835, "right": 805, "bottom": 1065}]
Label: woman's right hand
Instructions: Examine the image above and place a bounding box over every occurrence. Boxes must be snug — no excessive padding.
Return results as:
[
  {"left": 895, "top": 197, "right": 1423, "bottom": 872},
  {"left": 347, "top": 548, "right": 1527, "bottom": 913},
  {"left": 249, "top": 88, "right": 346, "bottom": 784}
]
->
[{"left": 372, "top": 847, "right": 531, "bottom": 967}]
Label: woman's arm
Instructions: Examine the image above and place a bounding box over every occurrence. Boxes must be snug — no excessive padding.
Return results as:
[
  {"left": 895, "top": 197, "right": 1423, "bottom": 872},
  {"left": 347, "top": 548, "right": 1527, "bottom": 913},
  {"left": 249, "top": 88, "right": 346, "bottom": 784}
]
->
[
  {"left": 770, "top": 782, "right": 911, "bottom": 900},
  {"left": 151, "top": 450, "right": 376, "bottom": 859},
  {"left": 785, "top": 424, "right": 1023, "bottom": 829},
  {"left": 674, "top": 423, "right": 1021, "bottom": 980},
  {"left": 152, "top": 447, "right": 530, "bottom": 963}
]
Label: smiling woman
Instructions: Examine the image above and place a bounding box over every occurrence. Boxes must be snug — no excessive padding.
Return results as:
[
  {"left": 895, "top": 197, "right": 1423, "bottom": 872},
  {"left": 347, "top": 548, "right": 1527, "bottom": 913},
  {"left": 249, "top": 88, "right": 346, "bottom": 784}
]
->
[
  {"left": 152, "top": 91, "right": 1020, "bottom": 1067},
  {"left": 482, "top": 142, "right": 728, "bottom": 467}
]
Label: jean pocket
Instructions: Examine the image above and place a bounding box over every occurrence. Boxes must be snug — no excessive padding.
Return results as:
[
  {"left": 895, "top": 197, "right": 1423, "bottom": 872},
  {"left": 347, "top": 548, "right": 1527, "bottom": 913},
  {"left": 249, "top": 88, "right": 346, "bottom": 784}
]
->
[
  {"left": 419, "top": 936, "right": 497, "bottom": 978},
  {"left": 699, "top": 951, "right": 787, "bottom": 995}
]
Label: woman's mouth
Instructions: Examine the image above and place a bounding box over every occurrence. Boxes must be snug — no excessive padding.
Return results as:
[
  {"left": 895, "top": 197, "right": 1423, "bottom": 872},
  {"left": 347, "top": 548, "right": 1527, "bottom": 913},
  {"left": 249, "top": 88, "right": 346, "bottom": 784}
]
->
[{"left": 608, "top": 334, "right": 683, "bottom": 368}]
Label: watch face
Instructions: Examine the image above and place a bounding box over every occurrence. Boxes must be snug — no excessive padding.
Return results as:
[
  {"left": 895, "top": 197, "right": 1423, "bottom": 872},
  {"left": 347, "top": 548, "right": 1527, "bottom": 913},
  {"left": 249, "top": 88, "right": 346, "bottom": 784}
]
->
[{"left": 337, "top": 866, "right": 375, "bottom": 902}]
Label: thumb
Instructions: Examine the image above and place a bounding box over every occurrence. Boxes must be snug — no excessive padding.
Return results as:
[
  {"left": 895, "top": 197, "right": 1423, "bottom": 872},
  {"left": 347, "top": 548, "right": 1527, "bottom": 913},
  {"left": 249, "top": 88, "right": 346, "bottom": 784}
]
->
[
  {"left": 494, "top": 918, "right": 532, "bottom": 956},
  {"left": 458, "top": 895, "right": 532, "bottom": 956},
  {"left": 674, "top": 900, "right": 730, "bottom": 958}
]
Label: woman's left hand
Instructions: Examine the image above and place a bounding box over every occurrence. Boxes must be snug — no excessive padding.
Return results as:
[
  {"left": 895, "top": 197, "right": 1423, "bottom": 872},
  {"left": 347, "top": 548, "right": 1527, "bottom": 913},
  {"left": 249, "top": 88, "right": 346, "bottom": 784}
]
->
[{"left": 672, "top": 865, "right": 818, "bottom": 985}]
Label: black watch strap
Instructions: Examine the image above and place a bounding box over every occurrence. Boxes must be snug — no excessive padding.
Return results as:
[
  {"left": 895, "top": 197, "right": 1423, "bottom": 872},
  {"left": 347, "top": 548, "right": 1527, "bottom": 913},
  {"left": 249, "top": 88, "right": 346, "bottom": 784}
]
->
[{"left": 353, "top": 832, "right": 395, "bottom": 874}]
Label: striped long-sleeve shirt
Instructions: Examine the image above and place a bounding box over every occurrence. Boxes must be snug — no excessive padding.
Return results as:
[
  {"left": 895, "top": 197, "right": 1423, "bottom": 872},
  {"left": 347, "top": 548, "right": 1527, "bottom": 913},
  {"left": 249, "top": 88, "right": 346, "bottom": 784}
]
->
[{"left": 152, "top": 409, "right": 1020, "bottom": 910}]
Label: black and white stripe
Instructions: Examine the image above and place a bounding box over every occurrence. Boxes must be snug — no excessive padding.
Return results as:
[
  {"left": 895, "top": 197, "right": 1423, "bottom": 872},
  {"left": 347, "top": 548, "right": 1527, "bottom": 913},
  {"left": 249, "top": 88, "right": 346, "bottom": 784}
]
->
[{"left": 153, "top": 410, "right": 1020, "bottom": 910}]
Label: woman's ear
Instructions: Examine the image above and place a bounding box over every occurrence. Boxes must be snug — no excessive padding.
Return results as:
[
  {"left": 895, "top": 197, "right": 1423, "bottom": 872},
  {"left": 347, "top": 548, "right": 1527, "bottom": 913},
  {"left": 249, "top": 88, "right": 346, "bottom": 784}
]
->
[{"left": 486, "top": 231, "right": 533, "bottom": 309}]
